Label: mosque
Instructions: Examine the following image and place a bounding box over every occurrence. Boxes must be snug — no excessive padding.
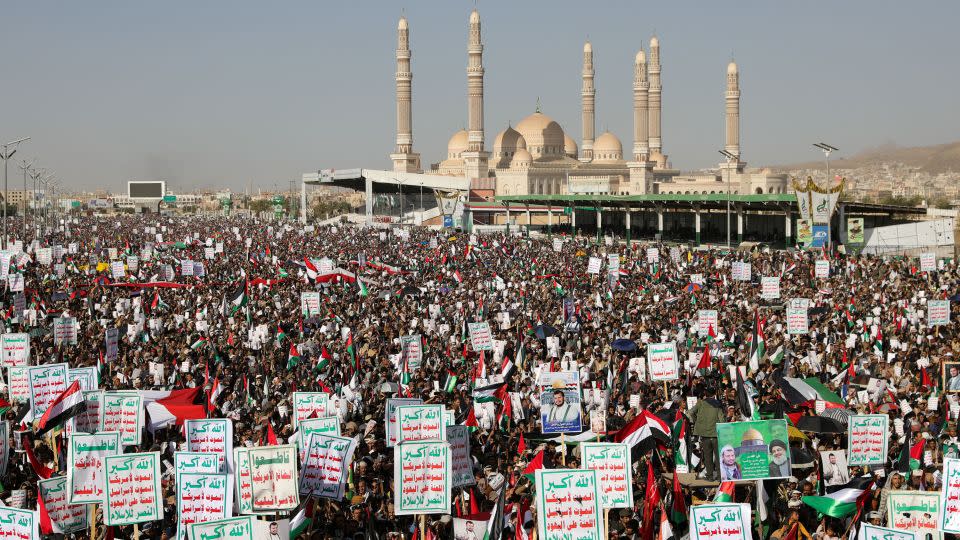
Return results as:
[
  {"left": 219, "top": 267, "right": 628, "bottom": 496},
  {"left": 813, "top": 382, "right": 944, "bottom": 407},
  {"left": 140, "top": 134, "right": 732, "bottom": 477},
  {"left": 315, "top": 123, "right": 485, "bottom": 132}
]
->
[{"left": 390, "top": 10, "right": 789, "bottom": 199}]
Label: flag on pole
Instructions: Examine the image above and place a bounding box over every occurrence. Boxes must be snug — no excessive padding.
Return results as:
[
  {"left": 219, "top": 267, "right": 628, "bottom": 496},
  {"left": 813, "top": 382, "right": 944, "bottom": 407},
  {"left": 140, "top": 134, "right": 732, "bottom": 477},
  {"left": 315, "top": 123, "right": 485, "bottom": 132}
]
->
[
  {"left": 346, "top": 333, "right": 357, "bottom": 372},
  {"left": 35, "top": 380, "right": 86, "bottom": 436},
  {"left": 748, "top": 312, "right": 765, "bottom": 372},
  {"left": 304, "top": 258, "right": 319, "bottom": 281},
  {"left": 801, "top": 476, "right": 874, "bottom": 518},
  {"left": 287, "top": 343, "right": 301, "bottom": 370},
  {"left": 357, "top": 278, "right": 369, "bottom": 297},
  {"left": 714, "top": 482, "right": 736, "bottom": 502},
  {"left": 226, "top": 281, "right": 247, "bottom": 315}
]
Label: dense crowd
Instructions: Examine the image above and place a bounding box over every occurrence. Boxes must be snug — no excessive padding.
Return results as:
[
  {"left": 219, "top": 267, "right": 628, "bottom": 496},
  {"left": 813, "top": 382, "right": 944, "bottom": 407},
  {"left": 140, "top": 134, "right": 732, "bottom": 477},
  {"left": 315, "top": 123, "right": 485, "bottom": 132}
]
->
[{"left": 4, "top": 214, "right": 960, "bottom": 540}]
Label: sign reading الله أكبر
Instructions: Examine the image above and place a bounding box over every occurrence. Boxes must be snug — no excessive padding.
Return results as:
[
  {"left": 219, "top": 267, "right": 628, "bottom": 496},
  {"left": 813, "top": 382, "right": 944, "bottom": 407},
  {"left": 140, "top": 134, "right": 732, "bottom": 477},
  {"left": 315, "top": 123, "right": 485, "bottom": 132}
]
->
[{"left": 394, "top": 440, "right": 451, "bottom": 516}]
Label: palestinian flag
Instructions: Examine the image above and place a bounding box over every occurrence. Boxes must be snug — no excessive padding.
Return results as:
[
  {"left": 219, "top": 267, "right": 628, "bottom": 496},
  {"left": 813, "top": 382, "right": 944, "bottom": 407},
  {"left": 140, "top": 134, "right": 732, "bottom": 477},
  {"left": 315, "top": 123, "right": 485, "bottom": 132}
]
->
[
  {"left": 714, "top": 482, "right": 736, "bottom": 502},
  {"left": 35, "top": 381, "right": 86, "bottom": 436},
  {"left": 207, "top": 378, "right": 222, "bottom": 411},
  {"left": 522, "top": 449, "right": 544, "bottom": 482},
  {"left": 670, "top": 466, "right": 687, "bottom": 524},
  {"left": 473, "top": 380, "right": 507, "bottom": 403},
  {"left": 672, "top": 416, "right": 689, "bottom": 473},
  {"left": 769, "top": 346, "right": 784, "bottom": 366},
  {"left": 226, "top": 281, "right": 247, "bottom": 314},
  {"left": 497, "top": 398, "right": 512, "bottom": 431},
  {"left": 357, "top": 278, "right": 369, "bottom": 297},
  {"left": 612, "top": 409, "right": 671, "bottom": 453},
  {"left": 659, "top": 507, "right": 675, "bottom": 540},
  {"left": 243, "top": 375, "right": 255, "bottom": 406},
  {"left": 748, "top": 313, "right": 766, "bottom": 372},
  {"left": 190, "top": 337, "right": 209, "bottom": 350},
  {"left": 778, "top": 377, "right": 844, "bottom": 407},
  {"left": 483, "top": 490, "right": 505, "bottom": 540},
  {"left": 464, "top": 407, "right": 479, "bottom": 432},
  {"left": 290, "top": 500, "right": 314, "bottom": 539},
  {"left": 552, "top": 278, "right": 564, "bottom": 295},
  {"left": 873, "top": 327, "right": 883, "bottom": 355},
  {"left": 453, "top": 270, "right": 463, "bottom": 284},
  {"left": 276, "top": 323, "right": 287, "bottom": 343},
  {"left": 736, "top": 368, "right": 759, "bottom": 420},
  {"left": 287, "top": 343, "right": 302, "bottom": 370},
  {"left": 443, "top": 370, "right": 458, "bottom": 393},
  {"left": 346, "top": 333, "right": 357, "bottom": 371},
  {"left": 801, "top": 476, "right": 874, "bottom": 518},
  {"left": 897, "top": 437, "right": 926, "bottom": 472}
]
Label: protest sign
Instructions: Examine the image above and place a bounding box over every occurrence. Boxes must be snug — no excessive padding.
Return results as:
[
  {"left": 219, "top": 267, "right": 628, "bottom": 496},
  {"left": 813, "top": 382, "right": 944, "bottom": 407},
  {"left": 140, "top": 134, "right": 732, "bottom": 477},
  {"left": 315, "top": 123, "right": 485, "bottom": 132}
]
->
[
  {"left": 788, "top": 298, "right": 811, "bottom": 310},
  {"left": 786, "top": 307, "right": 809, "bottom": 335},
  {"left": 127, "top": 255, "right": 139, "bottom": 272},
  {"left": 299, "top": 433, "right": 357, "bottom": 500},
  {"left": 920, "top": 252, "right": 936, "bottom": 272},
  {"left": 646, "top": 247, "right": 659, "bottom": 263},
  {"left": 941, "top": 458, "right": 960, "bottom": 533},
  {"left": 715, "top": 419, "right": 792, "bottom": 480},
  {"left": 0, "top": 333, "right": 29, "bottom": 367},
  {"left": 395, "top": 404, "right": 446, "bottom": 443},
  {"left": 690, "top": 273, "right": 704, "bottom": 285},
  {"left": 815, "top": 260, "right": 830, "bottom": 278},
  {"left": 847, "top": 415, "right": 888, "bottom": 466},
  {"left": 248, "top": 445, "right": 299, "bottom": 512},
  {"left": 401, "top": 334, "right": 423, "bottom": 370},
  {"left": 102, "top": 392, "right": 143, "bottom": 446},
  {"left": 296, "top": 416, "right": 341, "bottom": 459},
  {"left": 176, "top": 473, "right": 232, "bottom": 540},
  {"left": 553, "top": 238, "right": 563, "bottom": 252},
  {"left": 300, "top": 291, "right": 321, "bottom": 317},
  {"left": 39, "top": 476, "right": 87, "bottom": 534},
  {"left": 53, "top": 317, "right": 78, "bottom": 345},
  {"left": 103, "top": 452, "right": 163, "bottom": 526},
  {"left": 468, "top": 322, "right": 494, "bottom": 351},
  {"left": 698, "top": 310, "right": 718, "bottom": 337},
  {"left": 690, "top": 503, "right": 753, "bottom": 540},
  {"left": 386, "top": 398, "right": 422, "bottom": 447},
  {"left": 0, "top": 507, "right": 38, "bottom": 540},
  {"left": 233, "top": 448, "right": 255, "bottom": 515},
  {"left": 181, "top": 259, "right": 194, "bottom": 276},
  {"left": 67, "top": 366, "right": 99, "bottom": 391},
  {"left": 820, "top": 450, "right": 850, "bottom": 486},
  {"left": 586, "top": 257, "right": 602, "bottom": 274},
  {"left": 761, "top": 277, "right": 780, "bottom": 300},
  {"left": 189, "top": 516, "right": 255, "bottom": 540},
  {"left": 732, "top": 261, "right": 752, "bottom": 281},
  {"left": 394, "top": 440, "right": 451, "bottom": 515},
  {"left": 859, "top": 523, "right": 915, "bottom": 540},
  {"left": 70, "top": 391, "right": 103, "bottom": 435},
  {"left": 105, "top": 327, "right": 119, "bottom": 362},
  {"left": 447, "top": 425, "right": 475, "bottom": 488},
  {"left": 175, "top": 452, "right": 221, "bottom": 475},
  {"left": 7, "top": 273, "right": 23, "bottom": 292},
  {"left": 647, "top": 342, "right": 679, "bottom": 381},
  {"left": 886, "top": 491, "right": 940, "bottom": 540},
  {"left": 292, "top": 392, "right": 330, "bottom": 431},
  {"left": 67, "top": 432, "right": 122, "bottom": 504},
  {"left": 928, "top": 300, "right": 950, "bottom": 326},
  {"left": 535, "top": 469, "right": 602, "bottom": 540},
  {"left": 538, "top": 371, "right": 582, "bottom": 434},
  {"left": 185, "top": 418, "right": 233, "bottom": 472},
  {"left": 110, "top": 261, "right": 125, "bottom": 279},
  {"left": 27, "top": 362, "right": 68, "bottom": 417},
  {"left": 580, "top": 442, "right": 633, "bottom": 508}
]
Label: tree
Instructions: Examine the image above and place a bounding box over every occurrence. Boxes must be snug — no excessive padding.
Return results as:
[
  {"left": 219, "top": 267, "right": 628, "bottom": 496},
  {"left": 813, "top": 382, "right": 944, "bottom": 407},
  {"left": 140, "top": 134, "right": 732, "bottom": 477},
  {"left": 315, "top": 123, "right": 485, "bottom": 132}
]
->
[{"left": 249, "top": 200, "right": 272, "bottom": 213}]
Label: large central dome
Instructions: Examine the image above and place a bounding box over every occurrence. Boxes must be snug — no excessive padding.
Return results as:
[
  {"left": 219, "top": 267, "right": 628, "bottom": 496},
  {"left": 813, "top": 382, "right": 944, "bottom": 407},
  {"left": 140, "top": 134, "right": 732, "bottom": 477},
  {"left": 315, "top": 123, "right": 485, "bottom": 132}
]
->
[{"left": 515, "top": 112, "right": 565, "bottom": 160}]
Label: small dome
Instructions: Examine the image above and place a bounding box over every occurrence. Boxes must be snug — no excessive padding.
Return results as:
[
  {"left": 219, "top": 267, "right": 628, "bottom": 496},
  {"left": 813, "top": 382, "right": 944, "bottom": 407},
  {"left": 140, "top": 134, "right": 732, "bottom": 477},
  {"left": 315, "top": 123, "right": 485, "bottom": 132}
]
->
[
  {"left": 635, "top": 50, "right": 646, "bottom": 64},
  {"left": 593, "top": 131, "right": 623, "bottom": 162},
  {"left": 447, "top": 130, "right": 469, "bottom": 159},
  {"left": 470, "top": 10, "right": 480, "bottom": 24},
  {"left": 583, "top": 41, "right": 592, "bottom": 53},
  {"left": 493, "top": 126, "right": 527, "bottom": 168},
  {"left": 650, "top": 36, "right": 659, "bottom": 48},
  {"left": 398, "top": 17, "right": 408, "bottom": 30},
  {"left": 563, "top": 134, "right": 578, "bottom": 158},
  {"left": 512, "top": 148, "right": 532, "bottom": 167},
  {"left": 727, "top": 61, "right": 738, "bottom": 75},
  {"left": 515, "top": 112, "right": 565, "bottom": 160}
]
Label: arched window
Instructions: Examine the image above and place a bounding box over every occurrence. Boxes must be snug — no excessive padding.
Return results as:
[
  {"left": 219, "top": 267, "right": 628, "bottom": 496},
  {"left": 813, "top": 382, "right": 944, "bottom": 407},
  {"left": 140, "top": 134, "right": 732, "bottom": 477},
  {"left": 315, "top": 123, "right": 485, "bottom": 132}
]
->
[{"left": 755, "top": 187, "right": 763, "bottom": 194}]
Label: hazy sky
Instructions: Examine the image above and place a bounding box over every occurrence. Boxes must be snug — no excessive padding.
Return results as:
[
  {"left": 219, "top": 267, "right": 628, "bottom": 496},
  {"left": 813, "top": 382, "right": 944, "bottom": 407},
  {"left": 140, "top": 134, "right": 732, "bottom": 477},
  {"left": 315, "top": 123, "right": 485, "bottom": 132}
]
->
[{"left": 2, "top": 1, "right": 958, "bottom": 193}]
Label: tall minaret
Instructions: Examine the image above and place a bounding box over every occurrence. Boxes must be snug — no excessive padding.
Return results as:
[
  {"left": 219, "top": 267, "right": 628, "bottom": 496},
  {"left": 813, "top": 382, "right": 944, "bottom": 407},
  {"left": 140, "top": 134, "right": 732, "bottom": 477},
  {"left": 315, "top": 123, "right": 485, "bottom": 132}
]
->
[
  {"left": 390, "top": 16, "right": 421, "bottom": 173},
  {"left": 647, "top": 36, "right": 665, "bottom": 167},
  {"left": 462, "top": 10, "right": 489, "bottom": 180},
  {"left": 580, "top": 41, "right": 596, "bottom": 163},
  {"left": 632, "top": 49, "right": 649, "bottom": 162},
  {"left": 725, "top": 60, "right": 741, "bottom": 160}
]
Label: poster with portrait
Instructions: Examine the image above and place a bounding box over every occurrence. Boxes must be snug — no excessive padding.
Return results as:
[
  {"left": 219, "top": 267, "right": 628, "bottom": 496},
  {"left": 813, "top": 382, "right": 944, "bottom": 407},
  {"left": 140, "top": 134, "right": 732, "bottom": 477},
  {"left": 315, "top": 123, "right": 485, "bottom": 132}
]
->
[
  {"left": 820, "top": 450, "right": 850, "bottom": 486},
  {"left": 944, "top": 362, "right": 960, "bottom": 392},
  {"left": 537, "top": 371, "right": 582, "bottom": 434},
  {"left": 715, "top": 420, "right": 792, "bottom": 481},
  {"left": 453, "top": 518, "right": 488, "bottom": 540},
  {"left": 886, "top": 491, "right": 941, "bottom": 540},
  {"left": 847, "top": 218, "right": 864, "bottom": 244},
  {"left": 797, "top": 219, "right": 813, "bottom": 245}
]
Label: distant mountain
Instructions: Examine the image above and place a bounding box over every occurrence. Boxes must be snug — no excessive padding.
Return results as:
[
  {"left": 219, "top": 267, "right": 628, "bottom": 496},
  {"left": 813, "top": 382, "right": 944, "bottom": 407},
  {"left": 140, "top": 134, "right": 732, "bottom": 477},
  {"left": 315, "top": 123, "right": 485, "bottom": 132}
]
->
[{"left": 778, "top": 141, "right": 960, "bottom": 175}]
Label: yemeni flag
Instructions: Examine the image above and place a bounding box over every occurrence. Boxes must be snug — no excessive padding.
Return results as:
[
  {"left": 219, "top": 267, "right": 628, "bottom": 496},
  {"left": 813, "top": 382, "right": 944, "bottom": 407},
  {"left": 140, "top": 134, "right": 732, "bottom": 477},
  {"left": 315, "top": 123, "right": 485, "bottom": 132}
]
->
[
  {"left": 801, "top": 476, "right": 874, "bottom": 518},
  {"left": 304, "top": 257, "right": 319, "bottom": 281},
  {"left": 453, "top": 270, "right": 463, "bottom": 284},
  {"left": 613, "top": 409, "right": 671, "bottom": 453},
  {"left": 226, "top": 281, "right": 247, "bottom": 315},
  {"left": 207, "top": 378, "right": 222, "bottom": 412},
  {"left": 748, "top": 313, "right": 766, "bottom": 372},
  {"left": 35, "top": 380, "right": 86, "bottom": 436},
  {"left": 714, "top": 482, "right": 736, "bottom": 502},
  {"left": 897, "top": 437, "right": 926, "bottom": 472},
  {"left": 287, "top": 343, "right": 302, "bottom": 370}
]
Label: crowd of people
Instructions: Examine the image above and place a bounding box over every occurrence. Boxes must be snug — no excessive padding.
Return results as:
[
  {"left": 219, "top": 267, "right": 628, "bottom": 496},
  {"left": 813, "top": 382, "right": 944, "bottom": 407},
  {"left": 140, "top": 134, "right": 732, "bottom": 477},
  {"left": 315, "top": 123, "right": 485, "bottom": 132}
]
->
[{"left": 4, "top": 213, "right": 959, "bottom": 540}]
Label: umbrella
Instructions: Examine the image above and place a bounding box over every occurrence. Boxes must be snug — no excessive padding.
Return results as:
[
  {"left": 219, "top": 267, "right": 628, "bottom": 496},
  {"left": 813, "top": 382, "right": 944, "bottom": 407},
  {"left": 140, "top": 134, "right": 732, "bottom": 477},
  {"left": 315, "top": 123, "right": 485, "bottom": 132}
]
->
[
  {"left": 534, "top": 324, "right": 558, "bottom": 340},
  {"left": 685, "top": 283, "right": 701, "bottom": 293},
  {"left": 611, "top": 339, "right": 637, "bottom": 353},
  {"left": 796, "top": 415, "right": 845, "bottom": 434},
  {"left": 399, "top": 285, "right": 421, "bottom": 296},
  {"left": 820, "top": 408, "right": 852, "bottom": 426},
  {"left": 787, "top": 425, "right": 809, "bottom": 443}
]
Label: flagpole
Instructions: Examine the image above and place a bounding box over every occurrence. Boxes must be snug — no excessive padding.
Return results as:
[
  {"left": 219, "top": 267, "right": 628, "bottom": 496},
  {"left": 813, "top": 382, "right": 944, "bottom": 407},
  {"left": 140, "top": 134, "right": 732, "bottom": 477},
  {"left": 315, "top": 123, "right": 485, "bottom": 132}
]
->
[
  {"left": 90, "top": 504, "right": 96, "bottom": 540},
  {"left": 420, "top": 514, "right": 426, "bottom": 540}
]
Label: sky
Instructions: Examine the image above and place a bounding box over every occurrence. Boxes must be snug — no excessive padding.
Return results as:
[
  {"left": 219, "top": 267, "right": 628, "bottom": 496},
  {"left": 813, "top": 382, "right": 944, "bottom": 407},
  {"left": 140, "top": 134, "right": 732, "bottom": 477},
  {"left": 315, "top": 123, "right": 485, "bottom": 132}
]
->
[{"left": 1, "top": 1, "right": 958, "bottom": 193}]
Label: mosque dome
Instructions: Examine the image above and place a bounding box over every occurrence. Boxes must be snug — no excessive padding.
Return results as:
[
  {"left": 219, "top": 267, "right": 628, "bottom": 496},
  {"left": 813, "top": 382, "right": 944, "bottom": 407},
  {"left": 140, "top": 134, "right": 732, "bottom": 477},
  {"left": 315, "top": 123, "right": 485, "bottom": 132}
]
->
[
  {"left": 512, "top": 148, "right": 532, "bottom": 168},
  {"left": 592, "top": 131, "right": 623, "bottom": 162},
  {"left": 447, "top": 130, "right": 469, "bottom": 159},
  {"left": 515, "top": 112, "right": 565, "bottom": 160},
  {"left": 563, "top": 134, "right": 578, "bottom": 159},
  {"left": 727, "top": 61, "right": 738, "bottom": 75},
  {"left": 493, "top": 126, "right": 527, "bottom": 168}
]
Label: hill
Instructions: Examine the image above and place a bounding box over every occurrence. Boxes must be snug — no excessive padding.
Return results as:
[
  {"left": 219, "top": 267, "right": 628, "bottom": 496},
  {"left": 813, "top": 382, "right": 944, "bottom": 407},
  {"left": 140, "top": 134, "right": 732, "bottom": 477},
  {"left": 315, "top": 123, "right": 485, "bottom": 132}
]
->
[{"left": 779, "top": 141, "right": 960, "bottom": 175}]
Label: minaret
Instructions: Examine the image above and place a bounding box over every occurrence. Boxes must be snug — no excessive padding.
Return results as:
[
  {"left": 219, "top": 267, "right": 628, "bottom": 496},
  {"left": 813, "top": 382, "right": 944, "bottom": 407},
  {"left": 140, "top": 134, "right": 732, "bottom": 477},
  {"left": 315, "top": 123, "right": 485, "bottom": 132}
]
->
[
  {"left": 390, "top": 16, "right": 421, "bottom": 173},
  {"left": 462, "top": 10, "right": 489, "bottom": 181},
  {"left": 632, "top": 49, "right": 649, "bottom": 162},
  {"left": 648, "top": 36, "right": 665, "bottom": 168},
  {"left": 725, "top": 60, "right": 741, "bottom": 161},
  {"left": 580, "top": 41, "right": 596, "bottom": 163}
]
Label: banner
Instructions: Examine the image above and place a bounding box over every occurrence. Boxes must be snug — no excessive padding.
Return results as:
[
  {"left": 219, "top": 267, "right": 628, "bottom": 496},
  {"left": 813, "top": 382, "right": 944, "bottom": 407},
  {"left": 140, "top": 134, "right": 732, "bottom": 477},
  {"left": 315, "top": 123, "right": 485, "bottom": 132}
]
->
[
  {"left": 941, "top": 458, "right": 960, "bottom": 533},
  {"left": 233, "top": 448, "right": 255, "bottom": 515},
  {"left": 386, "top": 398, "right": 422, "bottom": 447},
  {"left": 797, "top": 219, "right": 813, "bottom": 245},
  {"left": 296, "top": 417, "right": 341, "bottom": 460},
  {"left": 535, "top": 469, "right": 602, "bottom": 540},
  {"left": 920, "top": 252, "right": 936, "bottom": 272},
  {"left": 27, "top": 363, "right": 68, "bottom": 417},
  {"left": 185, "top": 418, "right": 233, "bottom": 473},
  {"left": 690, "top": 503, "right": 753, "bottom": 540},
  {"left": 760, "top": 277, "right": 780, "bottom": 300},
  {"left": 53, "top": 317, "right": 78, "bottom": 345},
  {"left": 174, "top": 451, "right": 220, "bottom": 475},
  {"left": 847, "top": 415, "right": 888, "bottom": 466},
  {"left": 468, "top": 322, "right": 494, "bottom": 351},
  {"left": 67, "top": 432, "right": 121, "bottom": 504},
  {"left": 248, "top": 445, "right": 299, "bottom": 512},
  {"left": 580, "top": 443, "right": 633, "bottom": 508},
  {"left": 0, "top": 333, "right": 29, "bottom": 367},
  {"left": 859, "top": 523, "right": 915, "bottom": 540},
  {"left": 0, "top": 507, "right": 38, "bottom": 540},
  {"left": 647, "top": 342, "right": 679, "bottom": 381},
  {"left": 886, "top": 491, "right": 941, "bottom": 540},
  {"left": 394, "top": 440, "right": 451, "bottom": 516},
  {"left": 102, "top": 392, "right": 143, "bottom": 446},
  {"left": 586, "top": 257, "right": 602, "bottom": 274},
  {"left": 929, "top": 300, "right": 950, "bottom": 327},
  {"left": 292, "top": 392, "right": 330, "bottom": 431},
  {"left": 299, "top": 433, "right": 357, "bottom": 500},
  {"left": 447, "top": 425, "right": 475, "bottom": 488},
  {"left": 698, "top": 310, "right": 718, "bottom": 337},
  {"left": 103, "top": 452, "right": 163, "bottom": 526},
  {"left": 847, "top": 218, "right": 864, "bottom": 244},
  {"left": 300, "top": 291, "right": 321, "bottom": 317},
  {"left": 401, "top": 334, "right": 423, "bottom": 371},
  {"left": 189, "top": 516, "right": 255, "bottom": 540},
  {"left": 715, "top": 420, "right": 792, "bottom": 480},
  {"left": 786, "top": 307, "right": 809, "bottom": 335},
  {"left": 176, "top": 473, "right": 232, "bottom": 540},
  {"left": 105, "top": 327, "right": 119, "bottom": 362},
  {"left": 815, "top": 260, "right": 830, "bottom": 279},
  {"left": 39, "top": 476, "right": 88, "bottom": 534},
  {"left": 395, "top": 404, "right": 446, "bottom": 443},
  {"left": 538, "top": 371, "right": 582, "bottom": 434}
]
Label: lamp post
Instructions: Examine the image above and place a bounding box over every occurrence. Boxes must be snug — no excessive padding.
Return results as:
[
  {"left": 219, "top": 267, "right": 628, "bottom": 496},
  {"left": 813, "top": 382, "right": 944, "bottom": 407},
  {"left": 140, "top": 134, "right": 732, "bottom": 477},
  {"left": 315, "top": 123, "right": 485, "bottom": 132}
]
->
[
  {"left": 813, "top": 143, "right": 839, "bottom": 250},
  {"left": 18, "top": 159, "right": 35, "bottom": 243},
  {"left": 719, "top": 149, "right": 739, "bottom": 249},
  {"left": 0, "top": 137, "right": 30, "bottom": 249}
]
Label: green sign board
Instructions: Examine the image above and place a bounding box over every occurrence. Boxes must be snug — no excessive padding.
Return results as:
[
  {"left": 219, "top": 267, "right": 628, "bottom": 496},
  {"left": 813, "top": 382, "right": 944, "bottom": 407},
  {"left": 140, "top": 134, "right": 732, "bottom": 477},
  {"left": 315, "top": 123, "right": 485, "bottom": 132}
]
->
[
  {"left": 563, "top": 207, "right": 573, "bottom": 216},
  {"left": 163, "top": 195, "right": 177, "bottom": 203}
]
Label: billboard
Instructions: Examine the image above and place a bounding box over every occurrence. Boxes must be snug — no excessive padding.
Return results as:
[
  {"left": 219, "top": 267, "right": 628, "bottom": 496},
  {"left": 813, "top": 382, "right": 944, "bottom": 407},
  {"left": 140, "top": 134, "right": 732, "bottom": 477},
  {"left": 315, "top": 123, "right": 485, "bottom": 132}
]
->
[{"left": 128, "top": 181, "right": 165, "bottom": 199}]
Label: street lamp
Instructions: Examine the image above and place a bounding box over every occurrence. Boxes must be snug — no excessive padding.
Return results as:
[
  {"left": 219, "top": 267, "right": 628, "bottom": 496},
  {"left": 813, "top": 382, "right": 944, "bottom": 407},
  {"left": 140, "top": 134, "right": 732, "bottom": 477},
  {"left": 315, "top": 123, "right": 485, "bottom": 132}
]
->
[
  {"left": 813, "top": 143, "right": 839, "bottom": 249},
  {"left": 0, "top": 137, "right": 30, "bottom": 249},
  {"left": 719, "top": 149, "right": 739, "bottom": 249},
  {"left": 18, "top": 159, "right": 36, "bottom": 242}
]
